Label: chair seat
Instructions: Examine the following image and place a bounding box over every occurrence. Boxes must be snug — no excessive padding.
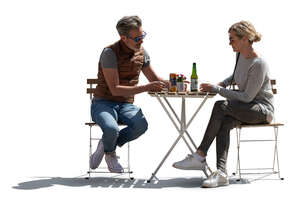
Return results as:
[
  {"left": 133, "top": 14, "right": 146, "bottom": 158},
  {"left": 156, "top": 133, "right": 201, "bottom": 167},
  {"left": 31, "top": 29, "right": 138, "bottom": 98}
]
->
[
  {"left": 237, "top": 123, "right": 284, "bottom": 128},
  {"left": 85, "top": 122, "right": 126, "bottom": 126},
  {"left": 85, "top": 122, "right": 97, "bottom": 126}
]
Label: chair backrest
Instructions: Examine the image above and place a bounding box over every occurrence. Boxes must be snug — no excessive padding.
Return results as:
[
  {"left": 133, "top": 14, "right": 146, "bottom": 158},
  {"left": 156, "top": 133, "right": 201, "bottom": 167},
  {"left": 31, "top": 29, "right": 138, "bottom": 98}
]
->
[
  {"left": 86, "top": 78, "right": 126, "bottom": 126},
  {"left": 233, "top": 79, "right": 277, "bottom": 94},
  {"left": 86, "top": 78, "right": 99, "bottom": 100}
]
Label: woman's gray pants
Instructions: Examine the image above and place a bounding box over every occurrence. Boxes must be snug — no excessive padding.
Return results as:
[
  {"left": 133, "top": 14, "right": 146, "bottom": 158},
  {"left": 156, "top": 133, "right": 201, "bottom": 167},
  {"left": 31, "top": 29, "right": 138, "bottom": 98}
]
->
[{"left": 198, "top": 100, "right": 268, "bottom": 173}]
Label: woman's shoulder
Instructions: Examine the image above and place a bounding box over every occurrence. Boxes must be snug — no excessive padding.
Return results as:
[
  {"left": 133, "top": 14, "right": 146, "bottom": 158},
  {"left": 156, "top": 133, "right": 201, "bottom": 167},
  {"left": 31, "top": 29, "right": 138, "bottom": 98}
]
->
[
  {"left": 253, "top": 56, "right": 267, "bottom": 67},
  {"left": 250, "top": 56, "right": 269, "bottom": 74}
]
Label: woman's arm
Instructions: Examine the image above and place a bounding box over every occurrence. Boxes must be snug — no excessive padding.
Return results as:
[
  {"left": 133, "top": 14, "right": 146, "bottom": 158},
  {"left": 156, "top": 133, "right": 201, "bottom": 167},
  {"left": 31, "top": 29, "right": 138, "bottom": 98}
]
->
[{"left": 214, "top": 63, "right": 266, "bottom": 103}]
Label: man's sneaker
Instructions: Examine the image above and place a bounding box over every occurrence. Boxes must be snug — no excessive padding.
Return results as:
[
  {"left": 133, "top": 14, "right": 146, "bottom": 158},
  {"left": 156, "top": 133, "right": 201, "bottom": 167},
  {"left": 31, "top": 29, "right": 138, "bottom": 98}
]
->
[
  {"left": 172, "top": 153, "right": 207, "bottom": 170},
  {"left": 202, "top": 170, "right": 229, "bottom": 188},
  {"left": 105, "top": 152, "right": 124, "bottom": 173},
  {"left": 90, "top": 139, "right": 104, "bottom": 169}
]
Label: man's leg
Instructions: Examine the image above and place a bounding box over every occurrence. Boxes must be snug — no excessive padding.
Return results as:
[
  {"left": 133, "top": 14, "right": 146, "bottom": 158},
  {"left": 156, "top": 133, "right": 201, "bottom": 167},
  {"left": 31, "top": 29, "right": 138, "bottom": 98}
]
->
[
  {"left": 91, "top": 99, "right": 120, "bottom": 153},
  {"left": 117, "top": 103, "right": 148, "bottom": 147},
  {"left": 91, "top": 100, "right": 125, "bottom": 173}
]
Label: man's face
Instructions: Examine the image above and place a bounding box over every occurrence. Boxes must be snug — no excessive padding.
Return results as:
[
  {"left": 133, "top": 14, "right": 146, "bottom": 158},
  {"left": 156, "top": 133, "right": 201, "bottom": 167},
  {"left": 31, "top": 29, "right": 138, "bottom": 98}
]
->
[{"left": 121, "top": 27, "right": 145, "bottom": 52}]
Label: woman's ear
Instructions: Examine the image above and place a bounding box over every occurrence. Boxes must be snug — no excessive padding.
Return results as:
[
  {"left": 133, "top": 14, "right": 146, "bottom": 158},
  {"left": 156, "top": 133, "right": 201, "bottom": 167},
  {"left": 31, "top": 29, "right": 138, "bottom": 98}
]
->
[{"left": 242, "top": 36, "right": 249, "bottom": 43}]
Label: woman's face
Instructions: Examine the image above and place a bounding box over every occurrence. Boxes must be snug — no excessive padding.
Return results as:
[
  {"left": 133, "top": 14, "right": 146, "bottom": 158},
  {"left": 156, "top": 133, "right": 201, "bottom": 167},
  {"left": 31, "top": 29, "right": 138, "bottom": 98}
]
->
[{"left": 229, "top": 31, "right": 244, "bottom": 52}]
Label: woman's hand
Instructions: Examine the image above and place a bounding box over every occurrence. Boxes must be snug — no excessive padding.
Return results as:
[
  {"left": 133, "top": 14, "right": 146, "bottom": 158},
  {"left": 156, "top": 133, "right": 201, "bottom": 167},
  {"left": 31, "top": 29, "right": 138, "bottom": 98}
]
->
[{"left": 200, "top": 83, "right": 214, "bottom": 92}]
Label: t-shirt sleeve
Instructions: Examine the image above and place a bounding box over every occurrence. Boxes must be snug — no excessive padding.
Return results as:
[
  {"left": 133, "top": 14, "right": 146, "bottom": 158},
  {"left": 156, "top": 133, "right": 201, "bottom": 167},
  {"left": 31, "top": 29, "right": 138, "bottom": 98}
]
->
[
  {"left": 100, "top": 48, "right": 118, "bottom": 69},
  {"left": 143, "top": 49, "right": 151, "bottom": 68}
]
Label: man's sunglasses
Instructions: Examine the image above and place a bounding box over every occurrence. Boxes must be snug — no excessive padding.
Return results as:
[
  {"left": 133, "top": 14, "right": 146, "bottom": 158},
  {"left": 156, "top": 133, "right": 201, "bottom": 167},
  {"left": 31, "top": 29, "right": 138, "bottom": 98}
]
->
[{"left": 128, "top": 31, "right": 147, "bottom": 43}]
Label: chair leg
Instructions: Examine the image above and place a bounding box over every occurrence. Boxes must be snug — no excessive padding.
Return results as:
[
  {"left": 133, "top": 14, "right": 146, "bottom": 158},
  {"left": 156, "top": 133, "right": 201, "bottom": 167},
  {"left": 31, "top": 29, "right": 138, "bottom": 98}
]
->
[
  {"left": 233, "top": 125, "right": 284, "bottom": 181},
  {"left": 235, "top": 127, "right": 242, "bottom": 181},
  {"left": 273, "top": 126, "right": 283, "bottom": 180},
  {"left": 127, "top": 142, "right": 134, "bottom": 180},
  {"left": 86, "top": 125, "right": 134, "bottom": 180},
  {"left": 87, "top": 125, "right": 92, "bottom": 179}
]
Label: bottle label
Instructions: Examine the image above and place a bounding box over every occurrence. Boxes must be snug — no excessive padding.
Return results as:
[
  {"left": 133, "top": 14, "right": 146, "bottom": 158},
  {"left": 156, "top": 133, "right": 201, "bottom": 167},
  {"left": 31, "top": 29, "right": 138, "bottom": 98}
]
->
[
  {"left": 177, "top": 82, "right": 184, "bottom": 92},
  {"left": 191, "top": 79, "right": 198, "bottom": 91},
  {"left": 170, "top": 78, "right": 176, "bottom": 86}
]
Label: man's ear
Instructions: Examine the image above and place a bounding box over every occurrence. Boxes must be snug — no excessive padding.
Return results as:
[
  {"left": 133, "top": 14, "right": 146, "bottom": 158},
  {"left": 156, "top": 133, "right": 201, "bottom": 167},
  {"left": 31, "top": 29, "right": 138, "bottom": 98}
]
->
[{"left": 120, "top": 35, "right": 127, "bottom": 42}]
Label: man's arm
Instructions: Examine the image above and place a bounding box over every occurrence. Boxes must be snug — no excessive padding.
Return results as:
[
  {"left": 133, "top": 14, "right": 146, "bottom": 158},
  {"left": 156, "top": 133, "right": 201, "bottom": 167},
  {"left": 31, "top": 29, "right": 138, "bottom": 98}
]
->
[
  {"left": 142, "top": 64, "right": 168, "bottom": 86},
  {"left": 102, "top": 67, "right": 165, "bottom": 96}
]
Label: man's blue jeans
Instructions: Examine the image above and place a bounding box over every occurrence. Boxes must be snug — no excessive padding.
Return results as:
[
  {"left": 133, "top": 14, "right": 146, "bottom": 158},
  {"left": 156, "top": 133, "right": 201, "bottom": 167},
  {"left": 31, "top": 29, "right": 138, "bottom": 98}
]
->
[{"left": 91, "top": 99, "right": 148, "bottom": 153}]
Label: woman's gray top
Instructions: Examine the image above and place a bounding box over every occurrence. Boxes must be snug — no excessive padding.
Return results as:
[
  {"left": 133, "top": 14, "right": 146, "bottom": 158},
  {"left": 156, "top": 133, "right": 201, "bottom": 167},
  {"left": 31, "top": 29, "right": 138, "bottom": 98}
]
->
[{"left": 212, "top": 54, "right": 274, "bottom": 122}]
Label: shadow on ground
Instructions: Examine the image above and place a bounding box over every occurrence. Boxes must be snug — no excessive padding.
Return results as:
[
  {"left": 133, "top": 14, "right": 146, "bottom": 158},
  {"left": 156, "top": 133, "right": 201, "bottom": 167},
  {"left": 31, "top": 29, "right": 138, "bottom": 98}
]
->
[{"left": 13, "top": 174, "right": 249, "bottom": 190}]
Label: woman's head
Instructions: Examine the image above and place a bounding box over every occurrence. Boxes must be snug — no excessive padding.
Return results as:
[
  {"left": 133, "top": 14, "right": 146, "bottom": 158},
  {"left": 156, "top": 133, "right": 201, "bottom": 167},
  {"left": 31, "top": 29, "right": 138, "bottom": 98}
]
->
[
  {"left": 229, "top": 21, "right": 261, "bottom": 43},
  {"left": 228, "top": 21, "right": 261, "bottom": 52}
]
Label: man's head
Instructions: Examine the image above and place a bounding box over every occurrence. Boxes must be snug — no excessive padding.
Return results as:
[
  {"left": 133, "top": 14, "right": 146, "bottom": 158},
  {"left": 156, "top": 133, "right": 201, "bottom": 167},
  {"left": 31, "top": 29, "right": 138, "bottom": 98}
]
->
[{"left": 116, "top": 16, "right": 146, "bottom": 52}]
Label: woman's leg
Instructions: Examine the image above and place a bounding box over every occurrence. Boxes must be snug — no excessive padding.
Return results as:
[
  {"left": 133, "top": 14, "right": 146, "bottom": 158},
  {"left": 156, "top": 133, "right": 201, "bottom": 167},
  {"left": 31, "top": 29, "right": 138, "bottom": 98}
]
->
[
  {"left": 216, "top": 116, "right": 240, "bottom": 173},
  {"left": 198, "top": 100, "right": 228, "bottom": 155},
  {"left": 198, "top": 100, "right": 268, "bottom": 173}
]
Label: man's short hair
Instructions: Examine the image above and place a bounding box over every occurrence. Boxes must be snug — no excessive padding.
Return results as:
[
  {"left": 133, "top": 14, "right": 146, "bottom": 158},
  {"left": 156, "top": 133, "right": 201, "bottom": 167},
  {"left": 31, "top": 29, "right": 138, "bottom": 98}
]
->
[{"left": 116, "top": 16, "right": 142, "bottom": 36}]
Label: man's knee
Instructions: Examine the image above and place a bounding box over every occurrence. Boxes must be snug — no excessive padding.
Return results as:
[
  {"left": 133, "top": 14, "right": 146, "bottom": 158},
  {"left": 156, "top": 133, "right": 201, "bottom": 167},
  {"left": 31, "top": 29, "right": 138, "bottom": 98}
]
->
[
  {"left": 132, "top": 117, "right": 148, "bottom": 135},
  {"left": 101, "top": 124, "right": 119, "bottom": 138}
]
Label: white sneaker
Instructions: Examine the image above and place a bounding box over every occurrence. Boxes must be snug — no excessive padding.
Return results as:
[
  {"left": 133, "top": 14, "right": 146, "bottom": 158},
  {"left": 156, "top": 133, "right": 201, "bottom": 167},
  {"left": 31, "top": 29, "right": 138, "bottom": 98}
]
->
[
  {"left": 173, "top": 153, "right": 207, "bottom": 170},
  {"left": 202, "top": 170, "right": 229, "bottom": 188},
  {"left": 105, "top": 152, "right": 124, "bottom": 173},
  {"left": 90, "top": 139, "right": 104, "bottom": 169}
]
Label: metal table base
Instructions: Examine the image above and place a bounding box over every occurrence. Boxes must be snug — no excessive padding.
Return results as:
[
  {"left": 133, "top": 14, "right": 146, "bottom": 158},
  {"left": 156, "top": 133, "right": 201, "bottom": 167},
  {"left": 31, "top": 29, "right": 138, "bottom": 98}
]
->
[{"left": 147, "top": 92, "right": 216, "bottom": 183}]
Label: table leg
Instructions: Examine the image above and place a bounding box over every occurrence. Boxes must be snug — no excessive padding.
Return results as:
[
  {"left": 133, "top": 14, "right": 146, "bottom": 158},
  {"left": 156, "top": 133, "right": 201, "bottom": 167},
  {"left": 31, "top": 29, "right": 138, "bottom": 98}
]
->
[
  {"left": 156, "top": 96, "right": 194, "bottom": 152},
  {"left": 147, "top": 133, "right": 186, "bottom": 183},
  {"left": 147, "top": 94, "right": 212, "bottom": 182}
]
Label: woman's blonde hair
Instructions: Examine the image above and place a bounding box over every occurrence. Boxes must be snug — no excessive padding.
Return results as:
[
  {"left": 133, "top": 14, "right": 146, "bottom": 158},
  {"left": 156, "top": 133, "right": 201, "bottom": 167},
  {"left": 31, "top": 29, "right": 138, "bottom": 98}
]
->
[{"left": 228, "top": 21, "right": 261, "bottom": 44}]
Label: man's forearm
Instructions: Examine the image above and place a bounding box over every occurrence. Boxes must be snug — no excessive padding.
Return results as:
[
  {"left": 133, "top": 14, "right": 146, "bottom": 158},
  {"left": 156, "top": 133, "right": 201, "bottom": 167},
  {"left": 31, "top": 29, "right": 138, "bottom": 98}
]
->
[{"left": 110, "top": 85, "right": 148, "bottom": 96}]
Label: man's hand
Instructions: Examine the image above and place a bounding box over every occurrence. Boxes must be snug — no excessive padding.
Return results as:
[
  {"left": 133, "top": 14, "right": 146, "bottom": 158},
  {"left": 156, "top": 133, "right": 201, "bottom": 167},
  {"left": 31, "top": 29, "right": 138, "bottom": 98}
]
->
[
  {"left": 217, "top": 82, "right": 226, "bottom": 88},
  {"left": 146, "top": 81, "right": 166, "bottom": 92},
  {"left": 161, "top": 80, "right": 170, "bottom": 89}
]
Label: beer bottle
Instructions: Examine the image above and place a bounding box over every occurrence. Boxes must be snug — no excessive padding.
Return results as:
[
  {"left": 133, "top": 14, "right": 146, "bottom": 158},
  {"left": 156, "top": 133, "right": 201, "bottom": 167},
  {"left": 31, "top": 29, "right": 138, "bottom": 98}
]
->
[{"left": 190, "top": 62, "right": 198, "bottom": 92}]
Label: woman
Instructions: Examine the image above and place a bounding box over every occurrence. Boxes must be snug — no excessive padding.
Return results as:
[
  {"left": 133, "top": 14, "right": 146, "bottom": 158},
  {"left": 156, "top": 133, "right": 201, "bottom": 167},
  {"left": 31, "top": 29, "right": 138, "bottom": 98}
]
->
[{"left": 173, "top": 21, "right": 274, "bottom": 188}]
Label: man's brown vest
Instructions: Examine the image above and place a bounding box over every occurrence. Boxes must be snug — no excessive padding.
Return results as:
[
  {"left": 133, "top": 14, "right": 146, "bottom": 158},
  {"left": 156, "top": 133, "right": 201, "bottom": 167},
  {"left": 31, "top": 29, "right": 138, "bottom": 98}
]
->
[{"left": 94, "top": 40, "right": 144, "bottom": 103}]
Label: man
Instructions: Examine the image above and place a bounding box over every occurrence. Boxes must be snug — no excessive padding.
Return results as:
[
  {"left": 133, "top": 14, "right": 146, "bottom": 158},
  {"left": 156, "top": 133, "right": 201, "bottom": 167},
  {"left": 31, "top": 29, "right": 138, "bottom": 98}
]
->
[{"left": 90, "top": 16, "right": 167, "bottom": 173}]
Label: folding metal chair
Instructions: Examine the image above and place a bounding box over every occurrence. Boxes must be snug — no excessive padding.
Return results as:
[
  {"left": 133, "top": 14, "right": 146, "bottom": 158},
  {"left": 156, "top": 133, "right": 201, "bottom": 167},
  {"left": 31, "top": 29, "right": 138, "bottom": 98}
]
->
[
  {"left": 85, "top": 78, "right": 133, "bottom": 179},
  {"left": 233, "top": 79, "right": 284, "bottom": 181}
]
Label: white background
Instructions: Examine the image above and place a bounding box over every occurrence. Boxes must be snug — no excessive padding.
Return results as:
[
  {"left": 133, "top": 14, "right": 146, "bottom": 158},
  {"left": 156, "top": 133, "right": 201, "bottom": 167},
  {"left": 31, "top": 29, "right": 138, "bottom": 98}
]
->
[{"left": 0, "top": 0, "right": 299, "bottom": 199}]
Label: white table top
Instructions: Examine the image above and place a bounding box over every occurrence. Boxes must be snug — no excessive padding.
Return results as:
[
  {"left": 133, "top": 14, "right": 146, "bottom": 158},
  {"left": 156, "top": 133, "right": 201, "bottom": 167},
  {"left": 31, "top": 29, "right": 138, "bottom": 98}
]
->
[{"left": 148, "top": 91, "right": 216, "bottom": 98}]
